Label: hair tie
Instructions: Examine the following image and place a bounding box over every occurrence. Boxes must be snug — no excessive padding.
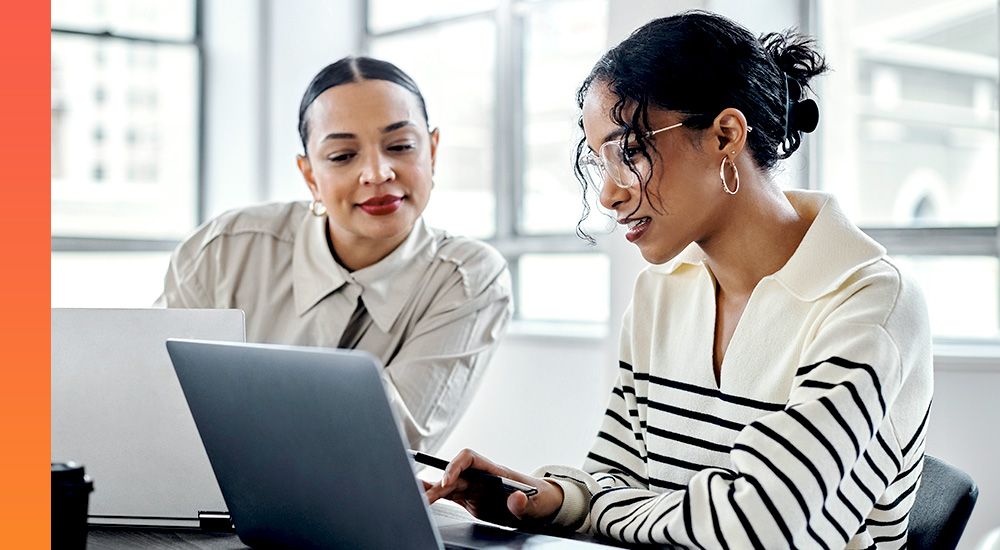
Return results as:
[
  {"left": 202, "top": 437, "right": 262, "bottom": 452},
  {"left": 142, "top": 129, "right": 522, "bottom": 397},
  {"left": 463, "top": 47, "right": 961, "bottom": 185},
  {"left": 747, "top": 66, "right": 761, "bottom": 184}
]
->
[
  {"left": 783, "top": 74, "right": 820, "bottom": 139},
  {"left": 790, "top": 98, "right": 819, "bottom": 134}
]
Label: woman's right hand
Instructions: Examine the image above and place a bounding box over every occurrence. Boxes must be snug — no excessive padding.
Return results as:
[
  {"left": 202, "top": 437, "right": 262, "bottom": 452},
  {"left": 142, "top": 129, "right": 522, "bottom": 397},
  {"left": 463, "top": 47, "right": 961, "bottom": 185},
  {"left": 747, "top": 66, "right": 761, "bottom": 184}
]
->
[{"left": 423, "top": 448, "right": 564, "bottom": 527}]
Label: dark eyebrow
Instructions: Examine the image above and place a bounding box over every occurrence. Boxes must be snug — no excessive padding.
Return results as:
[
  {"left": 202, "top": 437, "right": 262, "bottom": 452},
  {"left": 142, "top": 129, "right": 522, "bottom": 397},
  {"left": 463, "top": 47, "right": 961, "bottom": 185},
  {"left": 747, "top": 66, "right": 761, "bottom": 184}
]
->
[
  {"left": 585, "top": 128, "right": 626, "bottom": 152},
  {"left": 382, "top": 120, "right": 415, "bottom": 133},
  {"left": 320, "top": 120, "right": 416, "bottom": 143},
  {"left": 321, "top": 132, "right": 355, "bottom": 142},
  {"left": 601, "top": 128, "right": 626, "bottom": 143}
]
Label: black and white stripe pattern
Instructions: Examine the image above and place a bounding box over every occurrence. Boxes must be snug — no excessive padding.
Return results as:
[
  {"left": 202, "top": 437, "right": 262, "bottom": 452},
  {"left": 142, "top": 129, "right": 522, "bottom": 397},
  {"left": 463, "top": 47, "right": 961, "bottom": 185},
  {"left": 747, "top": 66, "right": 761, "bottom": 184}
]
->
[{"left": 542, "top": 353, "right": 929, "bottom": 549}]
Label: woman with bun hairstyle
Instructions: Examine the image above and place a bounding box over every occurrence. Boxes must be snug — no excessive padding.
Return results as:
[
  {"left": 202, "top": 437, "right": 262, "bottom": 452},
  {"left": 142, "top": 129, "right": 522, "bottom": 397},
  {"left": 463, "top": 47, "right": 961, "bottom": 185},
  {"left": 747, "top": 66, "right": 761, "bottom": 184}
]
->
[
  {"left": 427, "top": 12, "right": 931, "bottom": 549},
  {"left": 159, "top": 57, "right": 513, "bottom": 453}
]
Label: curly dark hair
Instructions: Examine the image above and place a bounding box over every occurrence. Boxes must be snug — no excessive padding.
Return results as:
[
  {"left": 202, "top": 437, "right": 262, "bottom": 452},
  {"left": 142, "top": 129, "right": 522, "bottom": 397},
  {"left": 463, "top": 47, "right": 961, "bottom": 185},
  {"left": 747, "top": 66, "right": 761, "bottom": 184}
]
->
[{"left": 573, "top": 11, "right": 829, "bottom": 242}]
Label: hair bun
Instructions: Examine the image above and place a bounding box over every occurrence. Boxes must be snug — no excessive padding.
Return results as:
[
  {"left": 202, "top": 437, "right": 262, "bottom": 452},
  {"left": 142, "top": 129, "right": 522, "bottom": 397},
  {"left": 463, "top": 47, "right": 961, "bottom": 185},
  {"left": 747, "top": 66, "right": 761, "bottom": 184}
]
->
[{"left": 790, "top": 98, "right": 819, "bottom": 133}]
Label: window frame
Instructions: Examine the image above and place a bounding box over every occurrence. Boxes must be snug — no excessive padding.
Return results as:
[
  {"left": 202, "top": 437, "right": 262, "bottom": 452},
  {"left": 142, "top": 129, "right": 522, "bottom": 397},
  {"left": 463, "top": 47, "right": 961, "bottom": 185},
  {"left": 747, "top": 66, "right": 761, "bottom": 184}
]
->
[
  {"left": 50, "top": 0, "right": 206, "bottom": 253},
  {"left": 807, "top": 0, "right": 1000, "bottom": 344},
  {"left": 363, "top": 0, "right": 605, "bottom": 326}
]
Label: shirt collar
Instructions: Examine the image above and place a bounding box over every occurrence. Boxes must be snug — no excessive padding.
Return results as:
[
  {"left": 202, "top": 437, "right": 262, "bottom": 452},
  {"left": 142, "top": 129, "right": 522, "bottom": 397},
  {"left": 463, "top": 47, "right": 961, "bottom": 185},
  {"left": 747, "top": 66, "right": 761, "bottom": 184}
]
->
[
  {"left": 770, "top": 190, "right": 885, "bottom": 301},
  {"left": 292, "top": 212, "right": 438, "bottom": 331},
  {"left": 656, "top": 190, "right": 885, "bottom": 301},
  {"left": 657, "top": 242, "right": 705, "bottom": 275},
  {"left": 350, "top": 217, "right": 437, "bottom": 332},
  {"left": 293, "top": 210, "right": 350, "bottom": 316}
]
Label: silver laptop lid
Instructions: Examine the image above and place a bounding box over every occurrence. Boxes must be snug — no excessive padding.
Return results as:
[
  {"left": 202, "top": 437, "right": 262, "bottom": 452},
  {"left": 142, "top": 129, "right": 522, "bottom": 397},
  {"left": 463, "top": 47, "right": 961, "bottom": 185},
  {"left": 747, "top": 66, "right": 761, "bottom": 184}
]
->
[
  {"left": 51, "top": 308, "right": 245, "bottom": 526},
  {"left": 166, "top": 339, "right": 443, "bottom": 549}
]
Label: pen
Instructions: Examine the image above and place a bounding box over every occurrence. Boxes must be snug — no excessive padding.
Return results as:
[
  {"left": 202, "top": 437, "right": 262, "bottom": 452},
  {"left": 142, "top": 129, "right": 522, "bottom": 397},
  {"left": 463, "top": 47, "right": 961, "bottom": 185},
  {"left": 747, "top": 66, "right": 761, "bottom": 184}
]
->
[
  {"left": 409, "top": 450, "right": 451, "bottom": 471},
  {"left": 408, "top": 450, "right": 538, "bottom": 497}
]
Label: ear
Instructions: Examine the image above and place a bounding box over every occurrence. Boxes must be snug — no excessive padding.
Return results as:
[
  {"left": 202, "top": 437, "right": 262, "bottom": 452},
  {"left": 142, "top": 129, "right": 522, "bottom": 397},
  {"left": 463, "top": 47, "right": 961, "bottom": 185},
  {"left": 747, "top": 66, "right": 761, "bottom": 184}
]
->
[
  {"left": 711, "top": 108, "right": 750, "bottom": 155},
  {"left": 428, "top": 127, "right": 440, "bottom": 175},
  {"left": 297, "top": 154, "right": 321, "bottom": 200}
]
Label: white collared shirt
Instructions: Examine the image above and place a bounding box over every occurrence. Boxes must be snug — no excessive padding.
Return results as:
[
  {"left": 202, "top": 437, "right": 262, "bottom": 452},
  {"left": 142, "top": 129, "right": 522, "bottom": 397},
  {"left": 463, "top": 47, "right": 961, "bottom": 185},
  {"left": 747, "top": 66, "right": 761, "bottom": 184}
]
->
[
  {"left": 538, "top": 190, "right": 933, "bottom": 549},
  {"left": 157, "top": 201, "right": 513, "bottom": 452}
]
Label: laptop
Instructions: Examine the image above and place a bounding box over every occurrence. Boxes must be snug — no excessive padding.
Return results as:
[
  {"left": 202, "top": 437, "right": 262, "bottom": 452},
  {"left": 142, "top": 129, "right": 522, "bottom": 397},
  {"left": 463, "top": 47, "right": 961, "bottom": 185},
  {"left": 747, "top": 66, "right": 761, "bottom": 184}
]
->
[
  {"left": 51, "top": 308, "right": 245, "bottom": 527},
  {"left": 166, "top": 339, "right": 615, "bottom": 549}
]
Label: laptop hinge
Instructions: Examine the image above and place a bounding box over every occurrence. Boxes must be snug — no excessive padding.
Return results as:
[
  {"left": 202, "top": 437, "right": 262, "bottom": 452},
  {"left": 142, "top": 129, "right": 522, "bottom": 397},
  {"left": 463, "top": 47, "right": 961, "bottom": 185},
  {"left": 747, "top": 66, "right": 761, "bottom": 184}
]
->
[{"left": 198, "top": 511, "right": 234, "bottom": 532}]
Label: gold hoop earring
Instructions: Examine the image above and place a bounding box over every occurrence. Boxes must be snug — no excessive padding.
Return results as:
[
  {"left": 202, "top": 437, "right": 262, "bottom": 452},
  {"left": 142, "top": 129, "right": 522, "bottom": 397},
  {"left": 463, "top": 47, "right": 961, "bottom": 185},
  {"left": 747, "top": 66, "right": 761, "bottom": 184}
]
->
[
  {"left": 719, "top": 154, "right": 740, "bottom": 195},
  {"left": 309, "top": 200, "right": 327, "bottom": 217}
]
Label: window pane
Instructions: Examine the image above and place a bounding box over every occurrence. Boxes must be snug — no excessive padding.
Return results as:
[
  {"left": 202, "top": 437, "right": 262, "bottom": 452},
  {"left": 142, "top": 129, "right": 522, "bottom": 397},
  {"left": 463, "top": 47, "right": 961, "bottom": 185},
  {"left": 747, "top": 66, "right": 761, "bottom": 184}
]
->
[
  {"left": 368, "top": 0, "right": 497, "bottom": 34},
  {"left": 894, "top": 255, "right": 998, "bottom": 339},
  {"left": 818, "top": 0, "right": 998, "bottom": 227},
  {"left": 51, "top": 34, "right": 199, "bottom": 239},
  {"left": 51, "top": 252, "right": 172, "bottom": 307},
  {"left": 520, "top": 0, "right": 608, "bottom": 236},
  {"left": 370, "top": 19, "right": 496, "bottom": 238},
  {"left": 51, "top": 0, "right": 196, "bottom": 41},
  {"left": 518, "top": 253, "right": 609, "bottom": 322}
]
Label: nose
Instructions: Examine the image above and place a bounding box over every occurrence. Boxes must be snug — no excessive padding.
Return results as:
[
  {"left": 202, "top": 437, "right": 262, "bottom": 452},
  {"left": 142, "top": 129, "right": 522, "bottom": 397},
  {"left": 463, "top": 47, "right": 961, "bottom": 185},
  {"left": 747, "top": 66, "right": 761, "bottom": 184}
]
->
[
  {"left": 598, "top": 176, "right": 630, "bottom": 212},
  {"left": 359, "top": 151, "right": 395, "bottom": 185}
]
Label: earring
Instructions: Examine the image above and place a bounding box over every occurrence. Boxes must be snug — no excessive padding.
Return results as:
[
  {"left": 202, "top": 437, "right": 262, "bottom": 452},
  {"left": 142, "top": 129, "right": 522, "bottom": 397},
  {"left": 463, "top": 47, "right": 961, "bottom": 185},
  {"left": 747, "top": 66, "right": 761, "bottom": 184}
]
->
[
  {"left": 719, "top": 153, "right": 740, "bottom": 195},
  {"left": 309, "top": 199, "right": 327, "bottom": 217}
]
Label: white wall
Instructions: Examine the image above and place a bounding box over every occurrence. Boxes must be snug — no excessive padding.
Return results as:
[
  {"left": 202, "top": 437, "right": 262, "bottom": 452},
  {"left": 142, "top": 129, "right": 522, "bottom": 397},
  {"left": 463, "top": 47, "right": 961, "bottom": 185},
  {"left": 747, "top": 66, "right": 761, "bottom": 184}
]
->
[
  {"left": 926, "top": 358, "right": 1000, "bottom": 549},
  {"left": 437, "top": 332, "right": 609, "bottom": 473}
]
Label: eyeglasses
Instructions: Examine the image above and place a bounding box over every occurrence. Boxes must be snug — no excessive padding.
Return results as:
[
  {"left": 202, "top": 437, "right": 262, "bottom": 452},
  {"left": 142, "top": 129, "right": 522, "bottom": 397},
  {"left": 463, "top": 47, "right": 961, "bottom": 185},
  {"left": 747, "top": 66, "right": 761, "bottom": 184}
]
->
[
  {"left": 578, "top": 122, "right": 684, "bottom": 193},
  {"left": 579, "top": 121, "right": 753, "bottom": 193}
]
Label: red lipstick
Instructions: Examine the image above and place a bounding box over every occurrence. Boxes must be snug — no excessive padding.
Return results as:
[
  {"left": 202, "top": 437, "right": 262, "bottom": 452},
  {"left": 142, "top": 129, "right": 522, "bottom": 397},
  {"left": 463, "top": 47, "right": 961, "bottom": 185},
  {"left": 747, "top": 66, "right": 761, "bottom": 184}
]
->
[
  {"left": 358, "top": 195, "right": 403, "bottom": 216},
  {"left": 619, "top": 216, "right": 651, "bottom": 243}
]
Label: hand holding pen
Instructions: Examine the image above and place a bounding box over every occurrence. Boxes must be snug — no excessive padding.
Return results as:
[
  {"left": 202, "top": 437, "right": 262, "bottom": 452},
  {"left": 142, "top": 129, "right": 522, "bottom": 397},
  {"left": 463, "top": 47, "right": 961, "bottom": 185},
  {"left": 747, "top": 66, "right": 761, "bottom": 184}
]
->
[{"left": 414, "top": 448, "right": 564, "bottom": 527}]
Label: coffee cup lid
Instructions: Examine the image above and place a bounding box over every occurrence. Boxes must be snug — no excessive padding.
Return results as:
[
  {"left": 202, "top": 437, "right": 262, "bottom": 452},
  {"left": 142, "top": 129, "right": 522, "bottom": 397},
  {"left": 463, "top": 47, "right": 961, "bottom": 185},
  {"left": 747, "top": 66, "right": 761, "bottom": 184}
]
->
[{"left": 51, "top": 462, "right": 90, "bottom": 485}]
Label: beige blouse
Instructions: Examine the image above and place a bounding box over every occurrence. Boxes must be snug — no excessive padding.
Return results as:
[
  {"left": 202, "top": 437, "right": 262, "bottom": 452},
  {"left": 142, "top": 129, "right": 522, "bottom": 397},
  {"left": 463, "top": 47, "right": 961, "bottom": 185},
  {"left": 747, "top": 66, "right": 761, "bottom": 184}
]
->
[{"left": 157, "top": 201, "right": 513, "bottom": 452}]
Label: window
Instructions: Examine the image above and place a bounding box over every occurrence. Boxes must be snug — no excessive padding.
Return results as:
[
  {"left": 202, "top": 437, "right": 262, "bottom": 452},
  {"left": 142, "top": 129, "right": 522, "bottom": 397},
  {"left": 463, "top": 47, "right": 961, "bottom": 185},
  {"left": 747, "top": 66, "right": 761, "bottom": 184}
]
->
[
  {"left": 370, "top": 18, "right": 497, "bottom": 239},
  {"left": 51, "top": 0, "right": 202, "bottom": 306},
  {"left": 816, "top": 0, "right": 999, "bottom": 340},
  {"left": 367, "top": 0, "right": 611, "bottom": 326}
]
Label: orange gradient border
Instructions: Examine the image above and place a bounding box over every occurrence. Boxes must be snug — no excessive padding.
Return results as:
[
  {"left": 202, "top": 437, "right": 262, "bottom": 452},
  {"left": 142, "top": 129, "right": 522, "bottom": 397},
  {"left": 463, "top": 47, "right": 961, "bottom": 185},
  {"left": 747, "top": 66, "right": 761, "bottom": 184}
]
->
[{"left": 1, "top": 2, "right": 50, "bottom": 547}]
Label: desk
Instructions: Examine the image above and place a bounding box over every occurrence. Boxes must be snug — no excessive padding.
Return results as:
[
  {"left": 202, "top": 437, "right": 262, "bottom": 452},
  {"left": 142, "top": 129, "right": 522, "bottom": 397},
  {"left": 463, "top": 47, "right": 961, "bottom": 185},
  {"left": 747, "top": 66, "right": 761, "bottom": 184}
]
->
[
  {"left": 88, "top": 526, "right": 245, "bottom": 550},
  {"left": 87, "top": 526, "right": 635, "bottom": 549},
  {"left": 86, "top": 503, "right": 635, "bottom": 549}
]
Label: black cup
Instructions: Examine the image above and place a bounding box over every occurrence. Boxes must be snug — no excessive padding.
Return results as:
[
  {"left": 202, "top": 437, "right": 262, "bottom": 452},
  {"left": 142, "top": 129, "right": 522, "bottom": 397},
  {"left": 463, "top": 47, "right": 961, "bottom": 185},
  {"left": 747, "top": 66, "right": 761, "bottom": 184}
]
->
[{"left": 51, "top": 462, "right": 93, "bottom": 550}]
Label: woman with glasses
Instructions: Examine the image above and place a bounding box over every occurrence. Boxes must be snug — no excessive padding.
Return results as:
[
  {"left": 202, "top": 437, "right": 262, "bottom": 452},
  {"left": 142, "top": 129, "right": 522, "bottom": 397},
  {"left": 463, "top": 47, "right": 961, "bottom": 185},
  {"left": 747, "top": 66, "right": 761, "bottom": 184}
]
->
[
  {"left": 158, "top": 57, "right": 512, "bottom": 453},
  {"left": 427, "top": 11, "right": 932, "bottom": 548}
]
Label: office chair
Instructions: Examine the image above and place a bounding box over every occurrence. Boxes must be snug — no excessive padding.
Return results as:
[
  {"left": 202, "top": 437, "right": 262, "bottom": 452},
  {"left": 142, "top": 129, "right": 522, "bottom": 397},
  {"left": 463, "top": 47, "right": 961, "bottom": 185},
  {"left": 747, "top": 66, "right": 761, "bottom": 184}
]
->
[{"left": 907, "top": 455, "right": 978, "bottom": 550}]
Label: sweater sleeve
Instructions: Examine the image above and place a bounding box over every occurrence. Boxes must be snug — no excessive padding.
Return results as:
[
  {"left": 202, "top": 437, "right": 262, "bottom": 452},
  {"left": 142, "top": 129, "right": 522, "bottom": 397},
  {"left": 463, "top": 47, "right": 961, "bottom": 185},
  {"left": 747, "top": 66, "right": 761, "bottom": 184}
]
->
[{"left": 537, "top": 276, "right": 928, "bottom": 549}]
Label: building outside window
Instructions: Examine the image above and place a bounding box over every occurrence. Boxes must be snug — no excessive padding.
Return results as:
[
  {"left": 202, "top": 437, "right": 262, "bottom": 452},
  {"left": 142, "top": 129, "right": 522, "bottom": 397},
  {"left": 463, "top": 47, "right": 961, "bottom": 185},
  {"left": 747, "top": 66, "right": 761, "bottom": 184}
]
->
[
  {"left": 816, "top": 0, "right": 999, "bottom": 340},
  {"left": 50, "top": 0, "right": 202, "bottom": 307}
]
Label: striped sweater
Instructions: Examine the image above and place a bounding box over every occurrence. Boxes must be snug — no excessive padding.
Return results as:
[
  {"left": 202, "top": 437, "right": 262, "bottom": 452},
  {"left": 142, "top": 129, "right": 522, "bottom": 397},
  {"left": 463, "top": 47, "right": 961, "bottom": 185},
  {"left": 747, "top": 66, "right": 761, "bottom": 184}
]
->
[{"left": 537, "top": 191, "right": 933, "bottom": 549}]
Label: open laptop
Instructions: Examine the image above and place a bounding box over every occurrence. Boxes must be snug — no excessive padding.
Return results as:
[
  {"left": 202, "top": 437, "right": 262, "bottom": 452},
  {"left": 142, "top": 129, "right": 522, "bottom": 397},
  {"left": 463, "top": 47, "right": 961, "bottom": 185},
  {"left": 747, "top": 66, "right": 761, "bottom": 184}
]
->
[
  {"left": 166, "top": 339, "right": 615, "bottom": 549},
  {"left": 51, "top": 308, "right": 245, "bottom": 527}
]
